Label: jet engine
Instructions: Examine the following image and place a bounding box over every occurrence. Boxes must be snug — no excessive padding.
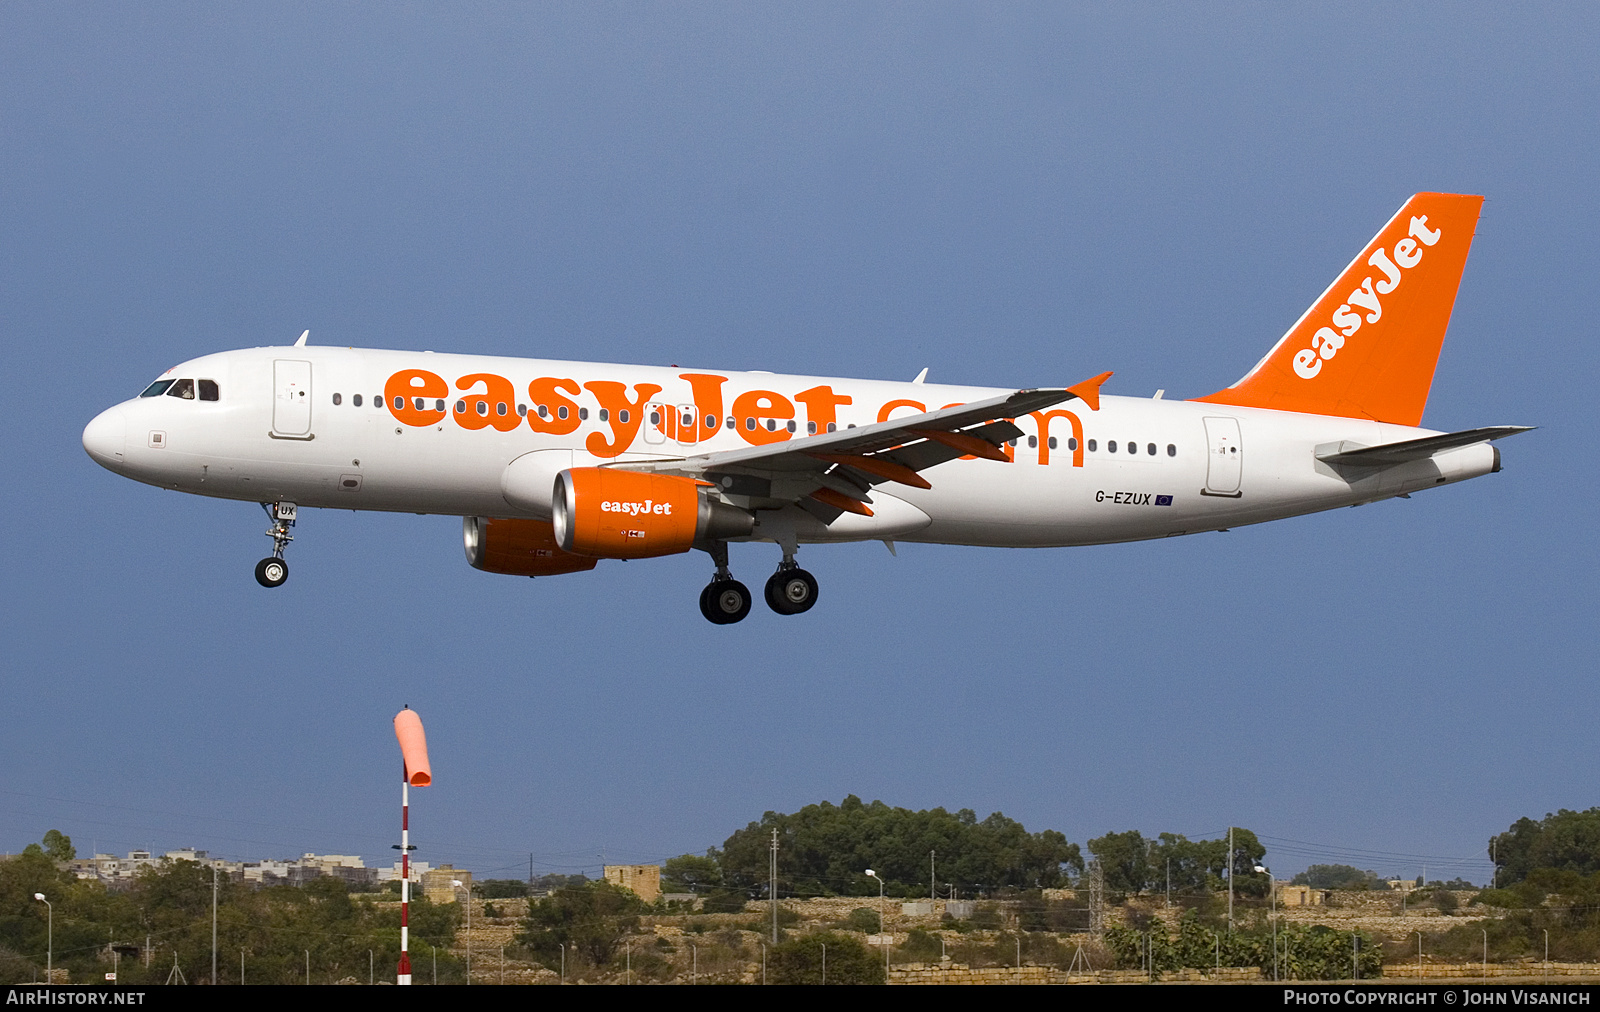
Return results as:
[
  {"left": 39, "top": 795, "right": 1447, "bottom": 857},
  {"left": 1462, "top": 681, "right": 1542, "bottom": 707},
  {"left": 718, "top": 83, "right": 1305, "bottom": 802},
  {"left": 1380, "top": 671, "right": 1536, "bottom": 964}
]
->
[
  {"left": 551, "top": 468, "right": 754, "bottom": 559},
  {"left": 462, "top": 516, "right": 599, "bottom": 577}
]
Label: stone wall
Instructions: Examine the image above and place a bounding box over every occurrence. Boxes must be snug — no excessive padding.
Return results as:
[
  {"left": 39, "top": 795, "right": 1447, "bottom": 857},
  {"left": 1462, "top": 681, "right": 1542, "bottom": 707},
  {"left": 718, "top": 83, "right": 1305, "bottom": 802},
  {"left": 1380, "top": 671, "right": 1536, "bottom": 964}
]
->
[{"left": 888, "top": 961, "right": 1264, "bottom": 984}]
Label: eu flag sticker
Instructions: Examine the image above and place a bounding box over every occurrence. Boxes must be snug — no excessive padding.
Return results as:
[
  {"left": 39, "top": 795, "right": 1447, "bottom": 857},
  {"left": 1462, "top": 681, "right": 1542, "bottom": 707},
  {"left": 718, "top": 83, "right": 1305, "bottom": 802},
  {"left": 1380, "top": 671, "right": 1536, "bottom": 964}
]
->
[{"left": 1155, "top": 494, "right": 1173, "bottom": 506}]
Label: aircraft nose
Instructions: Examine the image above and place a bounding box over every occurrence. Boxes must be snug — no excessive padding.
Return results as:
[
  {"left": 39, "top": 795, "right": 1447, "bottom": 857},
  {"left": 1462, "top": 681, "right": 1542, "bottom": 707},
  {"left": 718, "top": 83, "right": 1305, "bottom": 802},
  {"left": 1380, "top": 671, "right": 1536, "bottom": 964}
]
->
[{"left": 83, "top": 405, "right": 127, "bottom": 468}]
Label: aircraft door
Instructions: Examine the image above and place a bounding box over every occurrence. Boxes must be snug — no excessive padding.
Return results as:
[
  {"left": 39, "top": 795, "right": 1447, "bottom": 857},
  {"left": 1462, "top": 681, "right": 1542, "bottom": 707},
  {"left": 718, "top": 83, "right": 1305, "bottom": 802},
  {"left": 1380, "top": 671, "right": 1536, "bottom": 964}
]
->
[
  {"left": 643, "top": 402, "right": 667, "bottom": 445},
  {"left": 273, "top": 360, "right": 313, "bottom": 437},
  {"left": 1202, "top": 416, "right": 1242, "bottom": 496},
  {"left": 676, "top": 403, "right": 698, "bottom": 447}
]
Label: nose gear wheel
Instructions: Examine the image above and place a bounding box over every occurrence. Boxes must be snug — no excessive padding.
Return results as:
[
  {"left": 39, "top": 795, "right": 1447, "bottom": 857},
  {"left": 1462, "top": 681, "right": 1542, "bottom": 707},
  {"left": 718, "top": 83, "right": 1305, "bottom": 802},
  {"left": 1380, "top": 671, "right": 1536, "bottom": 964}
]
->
[{"left": 255, "top": 557, "right": 289, "bottom": 588}]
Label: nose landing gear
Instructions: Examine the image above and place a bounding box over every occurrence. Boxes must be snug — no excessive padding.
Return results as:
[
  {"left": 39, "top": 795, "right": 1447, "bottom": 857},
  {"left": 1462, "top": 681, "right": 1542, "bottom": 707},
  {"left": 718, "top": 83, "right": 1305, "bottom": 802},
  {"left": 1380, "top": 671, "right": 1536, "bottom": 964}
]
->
[
  {"left": 255, "top": 501, "right": 296, "bottom": 588},
  {"left": 697, "top": 541, "right": 751, "bottom": 624}
]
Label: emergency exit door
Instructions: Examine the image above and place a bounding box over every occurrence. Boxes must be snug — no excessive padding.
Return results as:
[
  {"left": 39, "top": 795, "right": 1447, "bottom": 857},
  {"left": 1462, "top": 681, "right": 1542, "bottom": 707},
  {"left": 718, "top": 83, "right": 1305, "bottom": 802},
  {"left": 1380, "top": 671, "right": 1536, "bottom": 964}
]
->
[{"left": 273, "top": 360, "right": 313, "bottom": 437}]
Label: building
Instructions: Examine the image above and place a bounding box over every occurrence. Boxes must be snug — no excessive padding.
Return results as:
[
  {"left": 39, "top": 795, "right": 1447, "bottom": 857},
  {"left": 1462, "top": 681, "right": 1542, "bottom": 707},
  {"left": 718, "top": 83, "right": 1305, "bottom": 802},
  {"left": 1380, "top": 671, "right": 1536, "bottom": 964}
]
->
[
  {"left": 422, "top": 865, "right": 472, "bottom": 904},
  {"left": 604, "top": 864, "right": 661, "bottom": 903}
]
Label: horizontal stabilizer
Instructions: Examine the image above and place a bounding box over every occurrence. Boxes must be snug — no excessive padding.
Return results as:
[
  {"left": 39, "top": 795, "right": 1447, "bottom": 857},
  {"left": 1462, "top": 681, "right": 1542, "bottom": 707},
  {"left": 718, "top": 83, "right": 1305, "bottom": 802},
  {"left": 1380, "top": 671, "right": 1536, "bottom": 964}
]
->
[{"left": 1316, "top": 426, "right": 1534, "bottom": 466}]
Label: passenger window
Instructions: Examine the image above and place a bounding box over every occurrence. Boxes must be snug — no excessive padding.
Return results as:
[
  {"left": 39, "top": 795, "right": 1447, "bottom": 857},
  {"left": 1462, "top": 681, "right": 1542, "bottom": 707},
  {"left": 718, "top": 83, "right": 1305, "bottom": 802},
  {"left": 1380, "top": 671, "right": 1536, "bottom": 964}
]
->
[
  {"left": 650, "top": 410, "right": 660, "bottom": 425},
  {"left": 199, "top": 380, "right": 219, "bottom": 401},
  {"left": 619, "top": 409, "right": 630, "bottom": 424},
  {"left": 476, "top": 402, "right": 488, "bottom": 416},
  {"left": 1167, "top": 443, "right": 1176, "bottom": 456},
  {"left": 1027, "top": 435, "right": 1038, "bottom": 449},
  {"left": 765, "top": 419, "right": 776, "bottom": 431},
  {"left": 807, "top": 421, "right": 817, "bottom": 435},
  {"left": 1147, "top": 443, "right": 1156, "bottom": 456},
  {"left": 1048, "top": 436, "right": 1058, "bottom": 450},
  {"left": 744, "top": 418, "right": 755, "bottom": 431},
  {"left": 497, "top": 402, "right": 507, "bottom": 416},
  {"left": 705, "top": 414, "right": 716, "bottom": 430},
  {"left": 1087, "top": 439, "right": 1097, "bottom": 452},
  {"left": 436, "top": 399, "right": 445, "bottom": 411},
  {"left": 518, "top": 404, "right": 527, "bottom": 417},
  {"left": 166, "top": 379, "right": 195, "bottom": 399},
  {"left": 578, "top": 407, "right": 589, "bottom": 421},
  {"left": 375, "top": 395, "right": 383, "bottom": 408},
  {"left": 726, "top": 417, "right": 735, "bottom": 430},
  {"left": 353, "top": 394, "right": 363, "bottom": 407},
  {"left": 140, "top": 380, "right": 175, "bottom": 398},
  {"left": 456, "top": 400, "right": 467, "bottom": 414},
  {"left": 827, "top": 423, "right": 837, "bottom": 433},
  {"left": 393, "top": 396, "right": 403, "bottom": 410},
  {"left": 538, "top": 404, "right": 549, "bottom": 418},
  {"left": 333, "top": 392, "right": 342, "bottom": 405},
  {"left": 786, "top": 420, "right": 796, "bottom": 433},
  {"left": 557, "top": 405, "right": 568, "bottom": 420},
  {"left": 599, "top": 409, "right": 610, "bottom": 422},
  {"left": 1108, "top": 440, "right": 1117, "bottom": 453},
  {"left": 1067, "top": 437, "right": 1078, "bottom": 451}
]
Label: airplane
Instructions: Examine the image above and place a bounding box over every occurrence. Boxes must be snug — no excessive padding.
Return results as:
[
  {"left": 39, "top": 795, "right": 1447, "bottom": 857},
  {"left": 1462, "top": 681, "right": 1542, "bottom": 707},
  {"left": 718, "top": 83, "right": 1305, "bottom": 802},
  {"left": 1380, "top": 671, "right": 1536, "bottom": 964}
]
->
[{"left": 82, "top": 192, "right": 1530, "bottom": 624}]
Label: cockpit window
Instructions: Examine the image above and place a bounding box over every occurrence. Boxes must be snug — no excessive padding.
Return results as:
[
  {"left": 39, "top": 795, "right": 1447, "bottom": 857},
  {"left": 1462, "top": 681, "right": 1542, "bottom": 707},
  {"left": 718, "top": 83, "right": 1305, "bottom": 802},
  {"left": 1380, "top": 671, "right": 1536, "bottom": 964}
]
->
[
  {"left": 166, "top": 379, "right": 196, "bottom": 400},
  {"left": 198, "top": 379, "right": 219, "bottom": 401},
  {"left": 140, "top": 380, "right": 175, "bottom": 398}
]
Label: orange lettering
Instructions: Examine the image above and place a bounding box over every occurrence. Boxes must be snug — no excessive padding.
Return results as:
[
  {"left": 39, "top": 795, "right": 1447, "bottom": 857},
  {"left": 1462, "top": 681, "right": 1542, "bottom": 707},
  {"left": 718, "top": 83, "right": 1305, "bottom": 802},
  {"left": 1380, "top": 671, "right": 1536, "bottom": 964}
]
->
[
  {"left": 678, "top": 374, "right": 727, "bottom": 443},
  {"left": 794, "top": 385, "right": 852, "bottom": 433},
  {"left": 731, "top": 390, "right": 794, "bottom": 446},
  {"left": 384, "top": 369, "right": 448, "bottom": 427},
  {"left": 584, "top": 381, "right": 663, "bottom": 457},
  {"left": 877, "top": 398, "right": 926, "bottom": 423},
  {"left": 527, "top": 377, "right": 582, "bottom": 435},
  {"left": 454, "top": 373, "right": 521, "bottom": 432},
  {"left": 1030, "top": 409, "right": 1084, "bottom": 466}
]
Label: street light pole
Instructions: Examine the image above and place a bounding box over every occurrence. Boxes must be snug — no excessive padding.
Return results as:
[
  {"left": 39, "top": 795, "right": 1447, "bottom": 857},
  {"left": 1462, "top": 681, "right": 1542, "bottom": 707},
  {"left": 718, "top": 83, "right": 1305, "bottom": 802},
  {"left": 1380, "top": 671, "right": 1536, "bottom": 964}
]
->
[
  {"left": 866, "top": 869, "right": 888, "bottom": 978},
  {"left": 452, "top": 879, "right": 470, "bottom": 985},
  {"left": 33, "top": 895, "right": 51, "bottom": 982}
]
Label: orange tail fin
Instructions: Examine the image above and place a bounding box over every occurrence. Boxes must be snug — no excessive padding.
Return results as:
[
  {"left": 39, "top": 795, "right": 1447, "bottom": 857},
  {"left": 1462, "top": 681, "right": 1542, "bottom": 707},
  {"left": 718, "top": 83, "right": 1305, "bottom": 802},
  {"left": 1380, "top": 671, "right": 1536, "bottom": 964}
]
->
[{"left": 1195, "top": 193, "right": 1483, "bottom": 426}]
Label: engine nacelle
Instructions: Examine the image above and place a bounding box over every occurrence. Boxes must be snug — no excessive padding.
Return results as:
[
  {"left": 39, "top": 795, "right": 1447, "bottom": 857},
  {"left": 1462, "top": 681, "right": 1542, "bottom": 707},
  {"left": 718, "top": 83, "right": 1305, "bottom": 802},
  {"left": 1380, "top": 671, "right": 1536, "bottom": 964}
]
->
[
  {"left": 463, "top": 516, "right": 599, "bottom": 577},
  {"left": 551, "top": 468, "right": 754, "bottom": 559}
]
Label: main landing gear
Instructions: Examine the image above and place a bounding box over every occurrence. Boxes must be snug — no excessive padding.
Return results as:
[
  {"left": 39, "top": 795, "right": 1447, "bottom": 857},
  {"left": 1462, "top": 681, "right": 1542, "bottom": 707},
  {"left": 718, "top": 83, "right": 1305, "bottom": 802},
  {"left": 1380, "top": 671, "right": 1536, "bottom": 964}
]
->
[
  {"left": 698, "top": 541, "right": 751, "bottom": 624},
  {"left": 255, "top": 501, "right": 296, "bottom": 588},
  {"left": 765, "top": 562, "right": 818, "bottom": 616},
  {"left": 697, "top": 542, "right": 818, "bottom": 624}
]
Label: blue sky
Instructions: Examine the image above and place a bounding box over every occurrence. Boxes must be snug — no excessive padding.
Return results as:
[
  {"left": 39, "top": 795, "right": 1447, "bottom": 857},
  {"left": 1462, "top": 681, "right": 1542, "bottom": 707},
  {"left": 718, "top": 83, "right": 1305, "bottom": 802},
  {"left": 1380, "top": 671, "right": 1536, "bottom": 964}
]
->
[{"left": 2, "top": 4, "right": 1594, "bottom": 886}]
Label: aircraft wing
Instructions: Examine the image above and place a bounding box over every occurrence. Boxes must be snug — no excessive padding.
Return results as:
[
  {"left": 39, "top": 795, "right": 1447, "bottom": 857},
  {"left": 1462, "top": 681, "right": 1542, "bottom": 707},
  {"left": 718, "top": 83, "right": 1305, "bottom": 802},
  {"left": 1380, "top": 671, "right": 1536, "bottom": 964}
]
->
[{"left": 616, "top": 373, "right": 1110, "bottom": 518}]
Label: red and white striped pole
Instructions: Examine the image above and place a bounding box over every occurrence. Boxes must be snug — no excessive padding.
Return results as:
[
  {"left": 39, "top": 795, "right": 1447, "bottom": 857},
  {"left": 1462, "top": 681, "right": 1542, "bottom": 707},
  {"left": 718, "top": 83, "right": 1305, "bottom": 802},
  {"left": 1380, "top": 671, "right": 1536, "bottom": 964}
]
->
[{"left": 393, "top": 708, "right": 432, "bottom": 986}]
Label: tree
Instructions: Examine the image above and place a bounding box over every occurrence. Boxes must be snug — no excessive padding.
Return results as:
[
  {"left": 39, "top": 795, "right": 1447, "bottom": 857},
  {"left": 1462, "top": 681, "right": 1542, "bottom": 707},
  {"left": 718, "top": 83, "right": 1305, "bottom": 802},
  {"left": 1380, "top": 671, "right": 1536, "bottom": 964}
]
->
[
  {"left": 1089, "top": 830, "right": 1151, "bottom": 895},
  {"left": 769, "top": 931, "right": 884, "bottom": 984},
  {"left": 1490, "top": 808, "right": 1600, "bottom": 886},
  {"left": 718, "top": 796, "right": 1082, "bottom": 898},
  {"left": 1094, "top": 828, "right": 1267, "bottom": 898},
  {"left": 662, "top": 851, "right": 722, "bottom": 894},
  {"left": 41, "top": 831, "right": 75, "bottom": 862},
  {"left": 518, "top": 880, "right": 646, "bottom": 970},
  {"left": 1291, "top": 865, "right": 1380, "bottom": 890}
]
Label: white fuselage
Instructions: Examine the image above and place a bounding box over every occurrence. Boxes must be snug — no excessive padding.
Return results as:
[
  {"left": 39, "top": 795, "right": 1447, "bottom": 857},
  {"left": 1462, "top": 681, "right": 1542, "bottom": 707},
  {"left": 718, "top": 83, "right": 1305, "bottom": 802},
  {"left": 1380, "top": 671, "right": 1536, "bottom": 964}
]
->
[{"left": 82, "top": 345, "right": 1497, "bottom": 549}]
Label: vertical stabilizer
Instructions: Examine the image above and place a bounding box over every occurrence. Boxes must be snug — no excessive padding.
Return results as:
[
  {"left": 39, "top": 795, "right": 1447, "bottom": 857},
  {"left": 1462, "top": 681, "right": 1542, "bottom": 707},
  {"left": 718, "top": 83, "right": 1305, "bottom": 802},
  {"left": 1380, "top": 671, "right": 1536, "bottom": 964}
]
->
[{"left": 1195, "top": 193, "right": 1483, "bottom": 426}]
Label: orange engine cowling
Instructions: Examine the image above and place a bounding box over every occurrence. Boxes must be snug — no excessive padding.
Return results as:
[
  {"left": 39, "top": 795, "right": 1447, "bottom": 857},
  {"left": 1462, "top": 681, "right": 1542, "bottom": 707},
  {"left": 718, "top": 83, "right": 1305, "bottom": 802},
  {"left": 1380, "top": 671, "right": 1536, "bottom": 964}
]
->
[
  {"left": 551, "top": 468, "right": 754, "bottom": 559},
  {"left": 463, "top": 516, "right": 599, "bottom": 577}
]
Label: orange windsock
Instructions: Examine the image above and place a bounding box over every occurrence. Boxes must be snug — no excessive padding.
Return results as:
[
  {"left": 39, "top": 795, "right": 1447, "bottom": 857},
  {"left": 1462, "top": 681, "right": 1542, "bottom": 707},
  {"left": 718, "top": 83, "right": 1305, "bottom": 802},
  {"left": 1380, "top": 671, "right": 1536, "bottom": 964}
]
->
[{"left": 393, "top": 708, "right": 432, "bottom": 786}]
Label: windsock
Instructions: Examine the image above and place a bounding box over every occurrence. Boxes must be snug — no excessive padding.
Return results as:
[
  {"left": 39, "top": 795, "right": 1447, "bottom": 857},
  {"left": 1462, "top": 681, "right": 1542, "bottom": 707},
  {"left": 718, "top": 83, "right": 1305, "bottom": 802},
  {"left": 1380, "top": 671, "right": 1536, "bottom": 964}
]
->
[{"left": 394, "top": 708, "right": 432, "bottom": 786}]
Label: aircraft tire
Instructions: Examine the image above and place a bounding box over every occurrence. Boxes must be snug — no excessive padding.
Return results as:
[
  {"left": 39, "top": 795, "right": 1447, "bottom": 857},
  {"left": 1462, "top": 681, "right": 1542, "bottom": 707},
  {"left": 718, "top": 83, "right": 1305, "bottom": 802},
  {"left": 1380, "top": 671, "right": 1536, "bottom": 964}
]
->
[
  {"left": 255, "top": 557, "right": 289, "bottom": 588},
  {"left": 700, "top": 579, "right": 751, "bottom": 624},
  {"left": 765, "top": 568, "right": 818, "bottom": 615}
]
